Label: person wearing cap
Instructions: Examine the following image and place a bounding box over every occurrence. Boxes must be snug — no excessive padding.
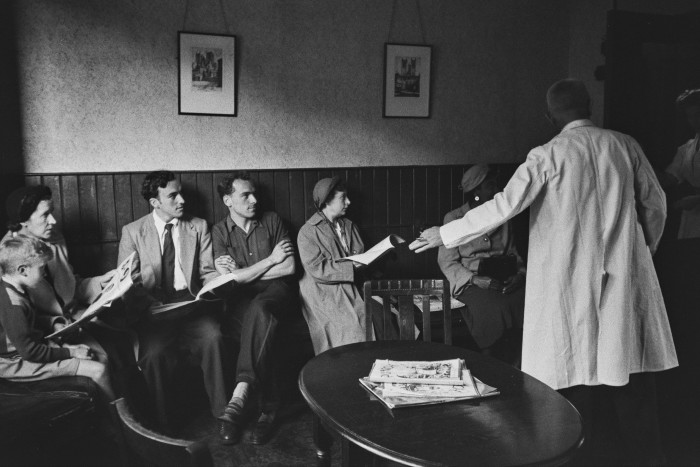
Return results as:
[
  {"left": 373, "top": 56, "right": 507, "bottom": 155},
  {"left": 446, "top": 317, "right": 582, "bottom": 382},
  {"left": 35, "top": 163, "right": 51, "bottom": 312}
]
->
[
  {"left": 297, "top": 177, "right": 398, "bottom": 355},
  {"left": 410, "top": 79, "right": 677, "bottom": 464},
  {"left": 660, "top": 88, "right": 700, "bottom": 239},
  {"left": 2, "top": 185, "right": 135, "bottom": 393},
  {"left": 437, "top": 165, "right": 525, "bottom": 364},
  {"left": 211, "top": 171, "right": 296, "bottom": 445}
]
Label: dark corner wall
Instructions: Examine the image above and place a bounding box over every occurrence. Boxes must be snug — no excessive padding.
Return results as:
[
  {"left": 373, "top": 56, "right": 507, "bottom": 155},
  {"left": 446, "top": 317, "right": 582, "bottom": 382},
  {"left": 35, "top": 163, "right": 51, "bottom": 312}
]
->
[{"left": 0, "top": 1, "right": 25, "bottom": 230}]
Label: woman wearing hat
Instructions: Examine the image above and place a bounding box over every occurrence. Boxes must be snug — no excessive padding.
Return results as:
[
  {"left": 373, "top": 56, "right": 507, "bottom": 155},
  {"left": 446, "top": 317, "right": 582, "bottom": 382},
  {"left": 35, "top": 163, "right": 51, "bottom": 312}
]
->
[
  {"left": 437, "top": 165, "right": 525, "bottom": 364},
  {"left": 661, "top": 88, "right": 700, "bottom": 239},
  {"left": 3, "top": 185, "right": 134, "bottom": 392},
  {"left": 297, "top": 177, "right": 398, "bottom": 355}
]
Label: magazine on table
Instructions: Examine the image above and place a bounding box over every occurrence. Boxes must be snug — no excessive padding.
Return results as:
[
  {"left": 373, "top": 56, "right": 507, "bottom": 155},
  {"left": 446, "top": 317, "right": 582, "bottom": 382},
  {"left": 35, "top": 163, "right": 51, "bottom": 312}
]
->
[
  {"left": 46, "top": 252, "right": 136, "bottom": 339},
  {"left": 147, "top": 270, "right": 241, "bottom": 315},
  {"left": 368, "top": 358, "right": 465, "bottom": 385},
  {"left": 359, "top": 363, "right": 499, "bottom": 409},
  {"left": 337, "top": 234, "right": 405, "bottom": 266}
]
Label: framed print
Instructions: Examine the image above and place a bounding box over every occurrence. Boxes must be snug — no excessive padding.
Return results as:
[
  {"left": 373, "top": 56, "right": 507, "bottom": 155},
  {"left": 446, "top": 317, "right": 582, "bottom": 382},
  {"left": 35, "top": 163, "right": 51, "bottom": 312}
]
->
[
  {"left": 383, "top": 43, "right": 432, "bottom": 118},
  {"left": 178, "top": 32, "right": 237, "bottom": 116}
]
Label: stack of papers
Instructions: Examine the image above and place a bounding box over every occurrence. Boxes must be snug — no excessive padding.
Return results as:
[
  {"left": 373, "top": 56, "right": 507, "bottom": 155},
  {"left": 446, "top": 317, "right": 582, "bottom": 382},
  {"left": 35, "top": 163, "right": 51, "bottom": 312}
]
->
[{"left": 359, "top": 358, "right": 499, "bottom": 409}]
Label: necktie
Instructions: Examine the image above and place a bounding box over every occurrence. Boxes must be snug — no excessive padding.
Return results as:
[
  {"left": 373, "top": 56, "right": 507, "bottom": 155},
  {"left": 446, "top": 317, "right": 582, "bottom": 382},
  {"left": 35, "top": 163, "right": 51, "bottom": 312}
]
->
[{"left": 162, "top": 223, "right": 175, "bottom": 295}]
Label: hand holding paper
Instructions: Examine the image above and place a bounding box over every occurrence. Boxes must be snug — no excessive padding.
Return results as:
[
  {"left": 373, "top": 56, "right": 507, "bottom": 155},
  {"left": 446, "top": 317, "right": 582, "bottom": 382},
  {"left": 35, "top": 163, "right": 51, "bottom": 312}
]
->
[{"left": 339, "top": 235, "right": 405, "bottom": 266}]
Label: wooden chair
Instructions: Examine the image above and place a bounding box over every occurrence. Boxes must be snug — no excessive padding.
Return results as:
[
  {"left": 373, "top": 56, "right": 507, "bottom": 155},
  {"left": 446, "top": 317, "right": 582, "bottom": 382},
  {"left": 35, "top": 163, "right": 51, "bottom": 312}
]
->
[
  {"left": 364, "top": 279, "right": 452, "bottom": 344},
  {"left": 109, "top": 397, "right": 213, "bottom": 467}
]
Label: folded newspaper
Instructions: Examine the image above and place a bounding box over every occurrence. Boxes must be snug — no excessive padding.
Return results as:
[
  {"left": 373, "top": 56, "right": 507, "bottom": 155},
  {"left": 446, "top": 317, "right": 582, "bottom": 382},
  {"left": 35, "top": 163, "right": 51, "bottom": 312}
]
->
[
  {"left": 46, "top": 252, "right": 136, "bottom": 339},
  {"left": 360, "top": 361, "right": 499, "bottom": 409},
  {"left": 148, "top": 270, "right": 240, "bottom": 315},
  {"left": 368, "top": 358, "right": 465, "bottom": 385},
  {"left": 337, "top": 234, "right": 405, "bottom": 266}
]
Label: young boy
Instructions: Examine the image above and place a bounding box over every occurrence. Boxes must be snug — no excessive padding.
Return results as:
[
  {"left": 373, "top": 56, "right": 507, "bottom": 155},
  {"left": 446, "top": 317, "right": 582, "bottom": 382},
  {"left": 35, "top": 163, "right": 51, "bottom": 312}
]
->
[{"left": 0, "top": 235, "right": 114, "bottom": 400}]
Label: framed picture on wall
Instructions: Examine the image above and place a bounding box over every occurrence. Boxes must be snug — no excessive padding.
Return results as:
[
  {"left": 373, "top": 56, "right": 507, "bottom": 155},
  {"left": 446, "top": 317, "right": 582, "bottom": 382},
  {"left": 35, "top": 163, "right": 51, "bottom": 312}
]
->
[
  {"left": 178, "top": 32, "right": 237, "bottom": 116},
  {"left": 383, "top": 43, "right": 432, "bottom": 118}
]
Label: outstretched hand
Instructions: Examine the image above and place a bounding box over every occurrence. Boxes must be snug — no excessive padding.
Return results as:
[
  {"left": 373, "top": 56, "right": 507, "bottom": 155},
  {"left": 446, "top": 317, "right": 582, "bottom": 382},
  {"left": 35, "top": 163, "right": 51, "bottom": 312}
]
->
[{"left": 408, "top": 227, "right": 444, "bottom": 253}]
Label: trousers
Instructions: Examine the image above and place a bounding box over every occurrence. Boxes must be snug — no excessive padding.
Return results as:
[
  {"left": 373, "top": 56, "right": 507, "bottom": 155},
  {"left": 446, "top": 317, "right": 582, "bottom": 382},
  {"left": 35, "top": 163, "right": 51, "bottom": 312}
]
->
[
  {"left": 136, "top": 302, "right": 227, "bottom": 426},
  {"left": 558, "top": 372, "right": 664, "bottom": 465},
  {"left": 223, "top": 279, "right": 296, "bottom": 410}
]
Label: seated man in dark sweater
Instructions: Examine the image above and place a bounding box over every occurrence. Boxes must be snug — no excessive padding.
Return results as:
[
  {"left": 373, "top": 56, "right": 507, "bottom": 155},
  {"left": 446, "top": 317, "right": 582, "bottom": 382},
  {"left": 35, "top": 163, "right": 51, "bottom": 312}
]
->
[{"left": 212, "top": 171, "right": 297, "bottom": 445}]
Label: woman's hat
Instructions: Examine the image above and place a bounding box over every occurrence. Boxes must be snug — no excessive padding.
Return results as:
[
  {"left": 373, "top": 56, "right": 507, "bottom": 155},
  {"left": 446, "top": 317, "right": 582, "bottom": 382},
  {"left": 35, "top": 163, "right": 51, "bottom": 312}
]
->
[
  {"left": 313, "top": 176, "right": 342, "bottom": 210},
  {"left": 459, "top": 164, "right": 490, "bottom": 192}
]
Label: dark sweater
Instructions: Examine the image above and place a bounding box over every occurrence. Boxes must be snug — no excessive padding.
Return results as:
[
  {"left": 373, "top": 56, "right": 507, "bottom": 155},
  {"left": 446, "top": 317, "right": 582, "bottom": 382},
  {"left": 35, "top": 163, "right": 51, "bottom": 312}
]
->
[{"left": 0, "top": 279, "right": 70, "bottom": 362}]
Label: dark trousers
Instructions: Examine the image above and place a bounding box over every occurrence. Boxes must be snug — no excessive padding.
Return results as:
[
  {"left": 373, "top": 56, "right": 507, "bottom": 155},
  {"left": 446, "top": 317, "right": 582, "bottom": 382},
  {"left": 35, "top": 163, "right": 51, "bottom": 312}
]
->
[
  {"left": 223, "top": 279, "right": 296, "bottom": 412},
  {"left": 136, "top": 304, "right": 227, "bottom": 426},
  {"left": 558, "top": 372, "right": 665, "bottom": 465}
]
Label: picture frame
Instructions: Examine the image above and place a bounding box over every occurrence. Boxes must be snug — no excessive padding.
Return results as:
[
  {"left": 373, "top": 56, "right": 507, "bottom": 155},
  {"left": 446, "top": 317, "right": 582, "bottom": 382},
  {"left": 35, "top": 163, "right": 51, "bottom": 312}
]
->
[
  {"left": 383, "top": 43, "right": 432, "bottom": 118},
  {"left": 178, "top": 31, "right": 237, "bottom": 116}
]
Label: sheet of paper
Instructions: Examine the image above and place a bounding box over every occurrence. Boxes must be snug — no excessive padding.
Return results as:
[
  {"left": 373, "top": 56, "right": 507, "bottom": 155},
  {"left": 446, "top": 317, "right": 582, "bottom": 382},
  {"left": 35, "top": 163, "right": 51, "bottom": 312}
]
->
[{"left": 338, "top": 234, "right": 405, "bottom": 265}]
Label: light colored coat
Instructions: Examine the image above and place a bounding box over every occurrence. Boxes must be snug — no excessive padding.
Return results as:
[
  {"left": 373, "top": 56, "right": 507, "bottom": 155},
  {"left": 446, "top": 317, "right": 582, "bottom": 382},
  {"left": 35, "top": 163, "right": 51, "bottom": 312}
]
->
[
  {"left": 117, "top": 213, "right": 218, "bottom": 318},
  {"left": 298, "top": 212, "right": 370, "bottom": 355},
  {"left": 440, "top": 120, "right": 678, "bottom": 390}
]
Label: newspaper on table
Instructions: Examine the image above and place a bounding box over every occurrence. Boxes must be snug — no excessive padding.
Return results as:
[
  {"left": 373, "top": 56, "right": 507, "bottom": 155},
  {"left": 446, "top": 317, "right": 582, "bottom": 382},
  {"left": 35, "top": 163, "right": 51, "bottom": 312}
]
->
[
  {"left": 148, "top": 270, "right": 239, "bottom": 315},
  {"left": 337, "top": 234, "right": 405, "bottom": 266},
  {"left": 360, "top": 361, "right": 499, "bottom": 409},
  {"left": 368, "top": 358, "right": 465, "bottom": 385},
  {"left": 46, "top": 252, "right": 136, "bottom": 339}
]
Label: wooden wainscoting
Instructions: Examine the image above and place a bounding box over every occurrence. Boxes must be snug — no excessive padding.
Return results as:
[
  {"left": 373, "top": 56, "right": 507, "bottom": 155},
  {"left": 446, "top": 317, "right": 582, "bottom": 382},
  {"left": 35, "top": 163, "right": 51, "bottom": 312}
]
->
[{"left": 23, "top": 166, "right": 524, "bottom": 279}]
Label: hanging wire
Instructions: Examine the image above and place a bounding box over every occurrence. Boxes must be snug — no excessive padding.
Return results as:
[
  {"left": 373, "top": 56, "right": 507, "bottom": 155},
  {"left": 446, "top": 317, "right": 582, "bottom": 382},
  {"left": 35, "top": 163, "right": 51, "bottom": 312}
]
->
[
  {"left": 387, "top": 0, "right": 427, "bottom": 44},
  {"left": 181, "top": 0, "right": 190, "bottom": 31},
  {"left": 387, "top": 0, "right": 398, "bottom": 43},
  {"left": 182, "top": 0, "right": 230, "bottom": 33},
  {"left": 218, "top": 0, "right": 231, "bottom": 34},
  {"left": 415, "top": 0, "right": 427, "bottom": 44}
]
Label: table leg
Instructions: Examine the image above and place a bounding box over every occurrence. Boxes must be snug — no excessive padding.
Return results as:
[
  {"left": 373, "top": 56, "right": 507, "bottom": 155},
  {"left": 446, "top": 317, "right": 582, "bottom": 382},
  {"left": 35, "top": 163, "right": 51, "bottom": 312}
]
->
[
  {"left": 313, "top": 414, "right": 333, "bottom": 465},
  {"left": 342, "top": 438, "right": 377, "bottom": 467}
]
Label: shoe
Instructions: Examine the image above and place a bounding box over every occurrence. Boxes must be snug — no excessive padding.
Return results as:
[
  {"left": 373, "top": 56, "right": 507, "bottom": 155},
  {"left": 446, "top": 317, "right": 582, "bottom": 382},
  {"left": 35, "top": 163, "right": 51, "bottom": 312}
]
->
[
  {"left": 218, "top": 417, "right": 241, "bottom": 445},
  {"left": 250, "top": 412, "right": 276, "bottom": 445}
]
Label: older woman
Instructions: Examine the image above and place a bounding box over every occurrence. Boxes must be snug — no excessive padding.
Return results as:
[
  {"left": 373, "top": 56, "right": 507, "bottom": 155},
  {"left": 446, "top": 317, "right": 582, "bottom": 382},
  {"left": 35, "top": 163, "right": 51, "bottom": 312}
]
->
[
  {"left": 298, "top": 177, "right": 397, "bottom": 354},
  {"left": 3, "top": 185, "right": 133, "bottom": 392},
  {"left": 437, "top": 165, "right": 525, "bottom": 363}
]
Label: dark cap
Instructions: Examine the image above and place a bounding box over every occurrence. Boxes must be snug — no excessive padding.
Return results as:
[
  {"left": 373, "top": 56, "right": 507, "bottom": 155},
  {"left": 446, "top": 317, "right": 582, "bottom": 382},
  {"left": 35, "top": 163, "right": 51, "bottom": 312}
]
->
[{"left": 313, "top": 177, "right": 342, "bottom": 210}]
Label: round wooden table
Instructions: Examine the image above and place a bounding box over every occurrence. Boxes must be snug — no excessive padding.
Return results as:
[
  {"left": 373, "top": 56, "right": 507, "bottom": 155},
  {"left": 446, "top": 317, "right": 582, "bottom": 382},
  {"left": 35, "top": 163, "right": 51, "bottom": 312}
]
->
[{"left": 299, "top": 340, "right": 583, "bottom": 466}]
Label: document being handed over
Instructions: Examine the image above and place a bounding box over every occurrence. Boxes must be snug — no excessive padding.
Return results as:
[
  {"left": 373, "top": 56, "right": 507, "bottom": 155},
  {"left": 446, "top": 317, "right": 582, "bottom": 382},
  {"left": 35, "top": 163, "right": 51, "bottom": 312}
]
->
[{"left": 338, "top": 234, "right": 405, "bottom": 266}]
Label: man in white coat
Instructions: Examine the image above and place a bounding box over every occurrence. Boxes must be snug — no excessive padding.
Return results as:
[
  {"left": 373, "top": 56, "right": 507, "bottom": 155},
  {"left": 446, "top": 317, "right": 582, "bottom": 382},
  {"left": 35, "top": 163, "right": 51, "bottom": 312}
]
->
[{"left": 410, "top": 79, "right": 678, "bottom": 464}]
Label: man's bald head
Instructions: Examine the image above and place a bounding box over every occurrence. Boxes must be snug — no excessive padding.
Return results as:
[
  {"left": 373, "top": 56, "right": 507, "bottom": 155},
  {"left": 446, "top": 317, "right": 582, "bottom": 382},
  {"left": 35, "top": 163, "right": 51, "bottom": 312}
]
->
[{"left": 546, "top": 79, "right": 591, "bottom": 128}]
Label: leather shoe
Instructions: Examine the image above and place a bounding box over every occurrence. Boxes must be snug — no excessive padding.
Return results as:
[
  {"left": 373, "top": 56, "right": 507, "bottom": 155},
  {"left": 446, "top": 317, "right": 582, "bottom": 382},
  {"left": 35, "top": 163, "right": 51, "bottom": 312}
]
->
[
  {"left": 218, "top": 417, "right": 241, "bottom": 445},
  {"left": 250, "top": 412, "right": 275, "bottom": 445}
]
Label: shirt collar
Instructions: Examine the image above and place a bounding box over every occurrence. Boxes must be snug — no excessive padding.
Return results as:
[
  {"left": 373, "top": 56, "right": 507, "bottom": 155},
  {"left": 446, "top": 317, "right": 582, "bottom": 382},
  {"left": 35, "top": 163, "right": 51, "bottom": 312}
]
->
[
  {"left": 1, "top": 277, "right": 27, "bottom": 297},
  {"left": 561, "top": 119, "right": 595, "bottom": 133},
  {"left": 152, "top": 211, "right": 179, "bottom": 235},
  {"left": 225, "top": 214, "right": 258, "bottom": 233}
]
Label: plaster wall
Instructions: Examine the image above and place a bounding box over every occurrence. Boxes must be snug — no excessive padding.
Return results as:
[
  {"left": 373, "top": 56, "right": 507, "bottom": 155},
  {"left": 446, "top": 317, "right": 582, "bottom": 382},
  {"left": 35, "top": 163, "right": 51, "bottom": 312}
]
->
[{"left": 16, "top": 0, "right": 568, "bottom": 173}]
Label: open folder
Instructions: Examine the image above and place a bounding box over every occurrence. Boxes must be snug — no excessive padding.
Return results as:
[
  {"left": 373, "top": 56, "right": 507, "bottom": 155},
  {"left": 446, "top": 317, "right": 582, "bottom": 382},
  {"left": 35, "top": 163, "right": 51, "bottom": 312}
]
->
[
  {"left": 337, "top": 234, "right": 405, "bottom": 266},
  {"left": 147, "top": 270, "right": 241, "bottom": 315},
  {"left": 46, "top": 252, "right": 136, "bottom": 339}
]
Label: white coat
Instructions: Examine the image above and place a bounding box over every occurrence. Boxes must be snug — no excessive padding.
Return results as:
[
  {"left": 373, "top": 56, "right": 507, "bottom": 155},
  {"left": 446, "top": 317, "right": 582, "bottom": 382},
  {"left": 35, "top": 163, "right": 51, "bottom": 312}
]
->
[{"left": 440, "top": 120, "right": 678, "bottom": 389}]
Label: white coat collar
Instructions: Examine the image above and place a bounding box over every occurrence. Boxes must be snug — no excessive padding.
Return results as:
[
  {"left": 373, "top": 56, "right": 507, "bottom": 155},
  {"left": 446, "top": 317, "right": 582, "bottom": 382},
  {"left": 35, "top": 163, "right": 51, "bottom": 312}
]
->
[{"left": 561, "top": 119, "right": 595, "bottom": 133}]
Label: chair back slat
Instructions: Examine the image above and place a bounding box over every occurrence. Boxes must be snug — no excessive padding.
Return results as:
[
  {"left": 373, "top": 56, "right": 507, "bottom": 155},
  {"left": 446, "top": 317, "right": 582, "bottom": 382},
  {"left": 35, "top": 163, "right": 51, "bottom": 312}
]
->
[{"left": 364, "top": 279, "right": 452, "bottom": 344}]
